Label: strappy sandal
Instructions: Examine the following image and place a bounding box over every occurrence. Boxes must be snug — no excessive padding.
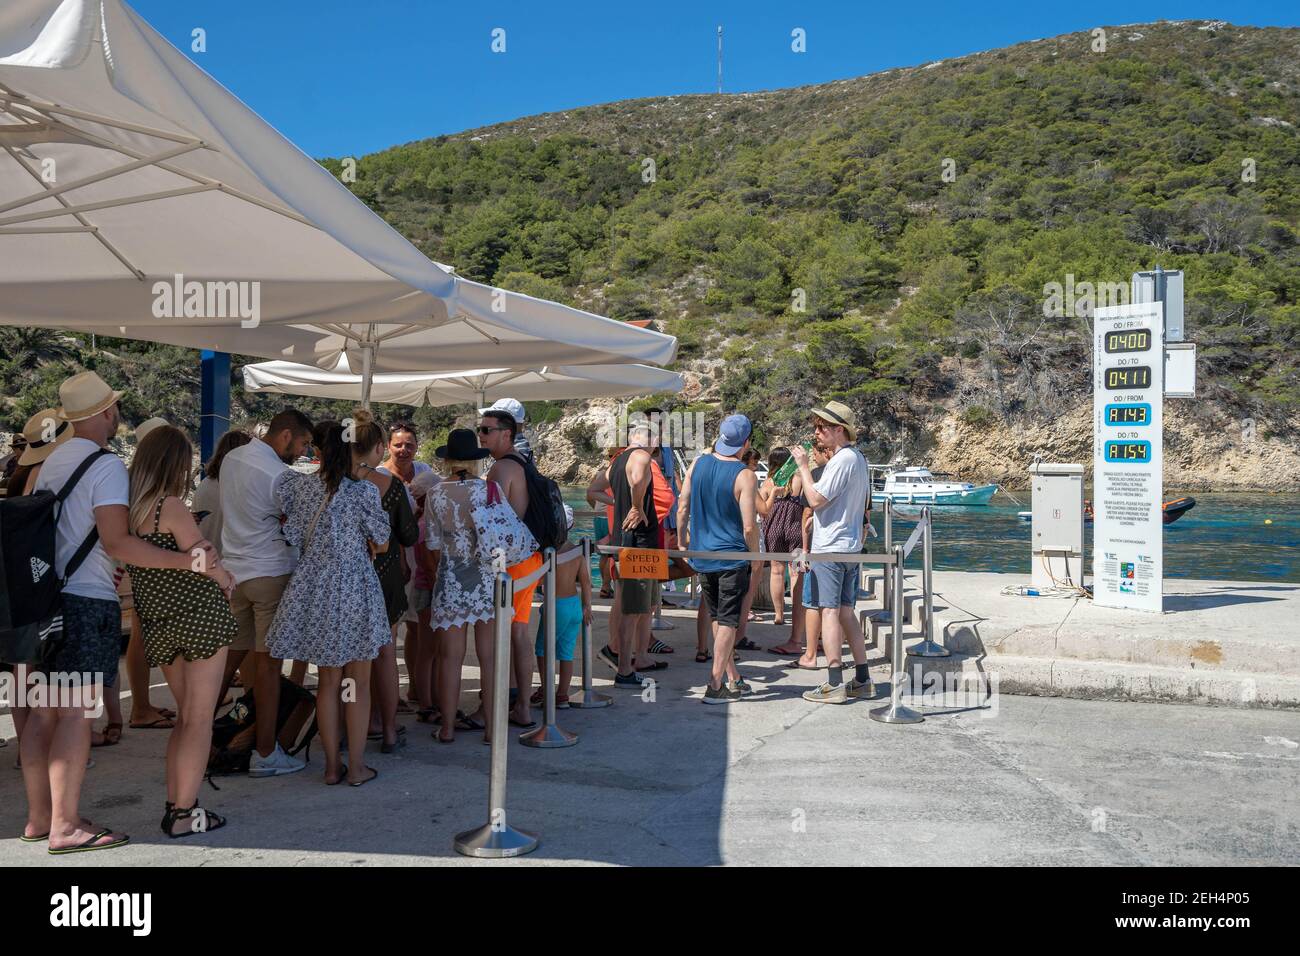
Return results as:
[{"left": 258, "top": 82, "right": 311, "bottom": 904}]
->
[
  {"left": 414, "top": 708, "right": 438, "bottom": 724},
  {"left": 161, "top": 802, "right": 227, "bottom": 839},
  {"left": 736, "top": 638, "right": 759, "bottom": 651},
  {"left": 695, "top": 650, "right": 712, "bottom": 663}
]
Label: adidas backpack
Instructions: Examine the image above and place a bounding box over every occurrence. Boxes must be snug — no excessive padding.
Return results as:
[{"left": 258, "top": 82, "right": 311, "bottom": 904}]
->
[{"left": 0, "top": 448, "right": 112, "bottom": 666}]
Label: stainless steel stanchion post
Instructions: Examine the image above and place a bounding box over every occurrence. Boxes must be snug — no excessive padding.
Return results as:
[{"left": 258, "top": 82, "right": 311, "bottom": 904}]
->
[
  {"left": 522, "top": 549, "right": 578, "bottom": 747},
  {"left": 908, "top": 507, "right": 949, "bottom": 658},
  {"left": 570, "top": 537, "right": 611, "bottom": 709},
  {"left": 454, "top": 573, "right": 540, "bottom": 857},
  {"left": 879, "top": 501, "right": 893, "bottom": 622},
  {"left": 871, "top": 546, "right": 924, "bottom": 724}
]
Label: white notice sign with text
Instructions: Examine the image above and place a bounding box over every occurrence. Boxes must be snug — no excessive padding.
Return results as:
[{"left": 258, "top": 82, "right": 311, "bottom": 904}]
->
[{"left": 1093, "top": 303, "right": 1164, "bottom": 613}]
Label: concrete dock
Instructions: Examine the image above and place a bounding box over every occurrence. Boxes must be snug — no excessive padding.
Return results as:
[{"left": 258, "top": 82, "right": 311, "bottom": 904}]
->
[
  {"left": 870, "top": 570, "right": 1300, "bottom": 709},
  {"left": 1, "top": 574, "right": 1297, "bottom": 867}
]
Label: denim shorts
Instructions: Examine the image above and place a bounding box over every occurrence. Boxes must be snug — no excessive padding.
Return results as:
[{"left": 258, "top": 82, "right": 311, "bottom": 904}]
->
[
  {"left": 802, "top": 561, "right": 858, "bottom": 609},
  {"left": 48, "top": 594, "right": 122, "bottom": 688}
]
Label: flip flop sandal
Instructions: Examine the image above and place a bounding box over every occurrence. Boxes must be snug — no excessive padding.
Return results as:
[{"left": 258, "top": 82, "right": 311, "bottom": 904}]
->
[
  {"left": 767, "top": 647, "right": 801, "bottom": 657},
  {"left": 326, "top": 765, "right": 349, "bottom": 786},
  {"left": 637, "top": 660, "right": 668, "bottom": 671},
  {"left": 414, "top": 708, "right": 438, "bottom": 724},
  {"left": 349, "top": 767, "right": 379, "bottom": 788},
  {"left": 455, "top": 713, "right": 485, "bottom": 732},
  {"left": 19, "top": 832, "right": 48, "bottom": 843},
  {"left": 648, "top": 639, "right": 675, "bottom": 654},
  {"left": 48, "top": 829, "right": 129, "bottom": 855},
  {"left": 435, "top": 732, "right": 455, "bottom": 744},
  {"left": 128, "top": 717, "right": 175, "bottom": 730},
  {"left": 92, "top": 722, "right": 123, "bottom": 747},
  {"left": 508, "top": 716, "right": 537, "bottom": 729}
]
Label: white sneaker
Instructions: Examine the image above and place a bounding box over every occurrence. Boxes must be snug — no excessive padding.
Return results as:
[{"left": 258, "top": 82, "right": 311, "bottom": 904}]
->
[{"left": 248, "top": 743, "right": 305, "bottom": 777}]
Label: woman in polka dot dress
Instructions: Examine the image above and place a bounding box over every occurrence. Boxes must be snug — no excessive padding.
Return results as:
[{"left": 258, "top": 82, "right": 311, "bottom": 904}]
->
[{"left": 126, "top": 426, "right": 237, "bottom": 839}]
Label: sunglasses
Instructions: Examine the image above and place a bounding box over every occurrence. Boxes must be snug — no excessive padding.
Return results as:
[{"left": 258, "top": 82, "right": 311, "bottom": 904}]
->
[{"left": 477, "top": 425, "right": 508, "bottom": 435}]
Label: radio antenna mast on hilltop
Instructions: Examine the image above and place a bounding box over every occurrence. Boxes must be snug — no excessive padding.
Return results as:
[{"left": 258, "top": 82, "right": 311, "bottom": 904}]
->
[{"left": 717, "top": 25, "right": 723, "bottom": 94}]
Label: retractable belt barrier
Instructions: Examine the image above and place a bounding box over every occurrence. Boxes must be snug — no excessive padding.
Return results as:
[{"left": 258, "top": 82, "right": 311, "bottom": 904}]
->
[
  {"left": 594, "top": 544, "right": 896, "bottom": 565},
  {"left": 454, "top": 540, "right": 598, "bottom": 858},
  {"left": 455, "top": 506, "right": 945, "bottom": 856},
  {"left": 453, "top": 570, "right": 540, "bottom": 858},
  {"left": 521, "top": 546, "right": 582, "bottom": 749},
  {"left": 906, "top": 505, "right": 948, "bottom": 659}
]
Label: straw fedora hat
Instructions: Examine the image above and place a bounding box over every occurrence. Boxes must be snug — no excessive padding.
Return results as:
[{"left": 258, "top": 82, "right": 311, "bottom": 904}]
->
[
  {"left": 58, "top": 370, "right": 123, "bottom": 423},
  {"left": 809, "top": 400, "right": 857, "bottom": 442},
  {"left": 135, "top": 417, "right": 169, "bottom": 442},
  {"left": 17, "top": 408, "right": 74, "bottom": 466}
]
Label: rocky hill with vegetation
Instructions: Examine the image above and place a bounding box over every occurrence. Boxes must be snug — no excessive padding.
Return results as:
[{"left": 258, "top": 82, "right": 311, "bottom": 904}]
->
[{"left": 3, "top": 20, "right": 1297, "bottom": 488}]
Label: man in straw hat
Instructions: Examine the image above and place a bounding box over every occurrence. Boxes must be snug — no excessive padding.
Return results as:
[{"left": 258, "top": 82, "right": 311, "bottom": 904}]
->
[
  {"left": 788, "top": 400, "right": 873, "bottom": 705},
  {"left": 9, "top": 407, "right": 75, "bottom": 491},
  {"left": 20, "top": 371, "right": 218, "bottom": 854}
]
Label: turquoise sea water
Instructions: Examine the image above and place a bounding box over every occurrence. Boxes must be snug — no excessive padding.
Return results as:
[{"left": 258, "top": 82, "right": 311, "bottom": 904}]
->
[{"left": 562, "top": 489, "right": 1300, "bottom": 583}]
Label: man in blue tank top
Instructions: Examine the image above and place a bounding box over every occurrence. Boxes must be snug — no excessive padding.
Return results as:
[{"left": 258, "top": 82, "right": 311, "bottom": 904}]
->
[{"left": 676, "top": 415, "right": 759, "bottom": 704}]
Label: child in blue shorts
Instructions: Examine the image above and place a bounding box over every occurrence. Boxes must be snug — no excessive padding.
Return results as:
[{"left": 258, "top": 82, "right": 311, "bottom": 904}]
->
[{"left": 533, "top": 508, "right": 592, "bottom": 708}]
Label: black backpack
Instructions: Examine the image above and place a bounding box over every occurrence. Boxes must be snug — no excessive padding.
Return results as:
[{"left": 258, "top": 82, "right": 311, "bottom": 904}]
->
[
  {"left": 505, "top": 452, "right": 568, "bottom": 553},
  {"left": 0, "top": 448, "right": 112, "bottom": 667},
  {"left": 207, "top": 675, "right": 318, "bottom": 779}
]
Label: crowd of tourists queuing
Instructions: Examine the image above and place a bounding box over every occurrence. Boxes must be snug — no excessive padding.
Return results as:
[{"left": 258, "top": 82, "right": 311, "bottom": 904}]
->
[{"left": 1, "top": 371, "right": 875, "bottom": 854}]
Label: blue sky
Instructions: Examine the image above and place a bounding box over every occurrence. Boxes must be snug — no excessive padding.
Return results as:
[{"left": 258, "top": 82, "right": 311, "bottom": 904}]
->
[{"left": 129, "top": 1, "right": 1296, "bottom": 158}]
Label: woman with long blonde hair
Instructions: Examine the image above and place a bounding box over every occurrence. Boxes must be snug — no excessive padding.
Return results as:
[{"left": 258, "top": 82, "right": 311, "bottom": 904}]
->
[
  {"left": 126, "top": 425, "right": 237, "bottom": 837},
  {"left": 423, "top": 429, "right": 497, "bottom": 744}
]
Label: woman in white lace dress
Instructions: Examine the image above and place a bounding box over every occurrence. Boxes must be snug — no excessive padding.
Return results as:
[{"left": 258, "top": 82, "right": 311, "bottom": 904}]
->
[
  {"left": 266, "top": 419, "right": 391, "bottom": 786},
  {"left": 425, "top": 429, "right": 500, "bottom": 744}
]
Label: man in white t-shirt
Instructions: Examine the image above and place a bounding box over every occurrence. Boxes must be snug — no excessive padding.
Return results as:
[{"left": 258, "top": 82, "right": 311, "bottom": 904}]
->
[
  {"left": 23, "top": 372, "right": 218, "bottom": 854},
  {"left": 220, "top": 408, "right": 313, "bottom": 778},
  {"left": 789, "top": 400, "right": 873, "bottom": 705}
]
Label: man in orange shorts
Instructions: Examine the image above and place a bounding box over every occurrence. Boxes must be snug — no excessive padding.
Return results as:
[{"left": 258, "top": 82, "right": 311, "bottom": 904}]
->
[{"left": 480, "top": 404, "right": 542, "bottom": 730}]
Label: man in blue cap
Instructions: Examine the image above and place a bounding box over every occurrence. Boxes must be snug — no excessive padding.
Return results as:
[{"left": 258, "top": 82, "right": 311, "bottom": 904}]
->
[{"left": 676, "top": 414, "right": 759, "bottom": 704}]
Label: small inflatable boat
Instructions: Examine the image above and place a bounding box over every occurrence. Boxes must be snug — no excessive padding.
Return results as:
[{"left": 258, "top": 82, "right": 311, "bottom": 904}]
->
[{"left": 1017, "top": 496, "right": 1197, "bottom": 525}]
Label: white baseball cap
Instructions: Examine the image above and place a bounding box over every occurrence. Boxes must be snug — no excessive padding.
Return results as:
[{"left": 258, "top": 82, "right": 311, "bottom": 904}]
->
[
  {"left": 478, "top": 397, "right": 526, "bottom": 425},
  {"left": 409, "top": 470, "right": 441, "bottom": 499}
]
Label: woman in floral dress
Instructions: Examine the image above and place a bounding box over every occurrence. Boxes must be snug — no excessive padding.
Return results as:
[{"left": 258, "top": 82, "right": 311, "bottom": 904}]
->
[
  {"left": 425, "top": 429, "right": 499, "bottom": 744},
  {"left": 266, "top": 419, "right": 391, "bottom": 786}
]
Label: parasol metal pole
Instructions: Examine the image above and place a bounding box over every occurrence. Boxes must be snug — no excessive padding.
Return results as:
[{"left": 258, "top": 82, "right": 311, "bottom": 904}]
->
[{"left": 359, "top": 328, "right": 375, "bottom": 411}]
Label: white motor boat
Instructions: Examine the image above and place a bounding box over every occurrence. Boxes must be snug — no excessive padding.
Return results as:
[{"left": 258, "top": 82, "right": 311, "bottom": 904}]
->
[{"left": 877, "top": 466, "right": 999, "bottom": 506}]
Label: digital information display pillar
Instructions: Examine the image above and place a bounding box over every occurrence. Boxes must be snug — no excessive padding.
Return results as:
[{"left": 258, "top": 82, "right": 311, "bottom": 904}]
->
[{"left": 1093, "top": 303, "right": 1164, "bottom": 612}]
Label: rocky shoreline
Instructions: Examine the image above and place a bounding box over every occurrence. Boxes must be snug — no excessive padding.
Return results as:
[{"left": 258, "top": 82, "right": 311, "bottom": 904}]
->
[{"left": 527, "top": 397, "right": 1300, "bottom": 493}]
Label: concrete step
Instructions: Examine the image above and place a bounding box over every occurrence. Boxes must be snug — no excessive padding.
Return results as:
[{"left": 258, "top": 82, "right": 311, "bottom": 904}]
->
[{"left": 933, "top": 601, "right": 1300, "bottom": 678}]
